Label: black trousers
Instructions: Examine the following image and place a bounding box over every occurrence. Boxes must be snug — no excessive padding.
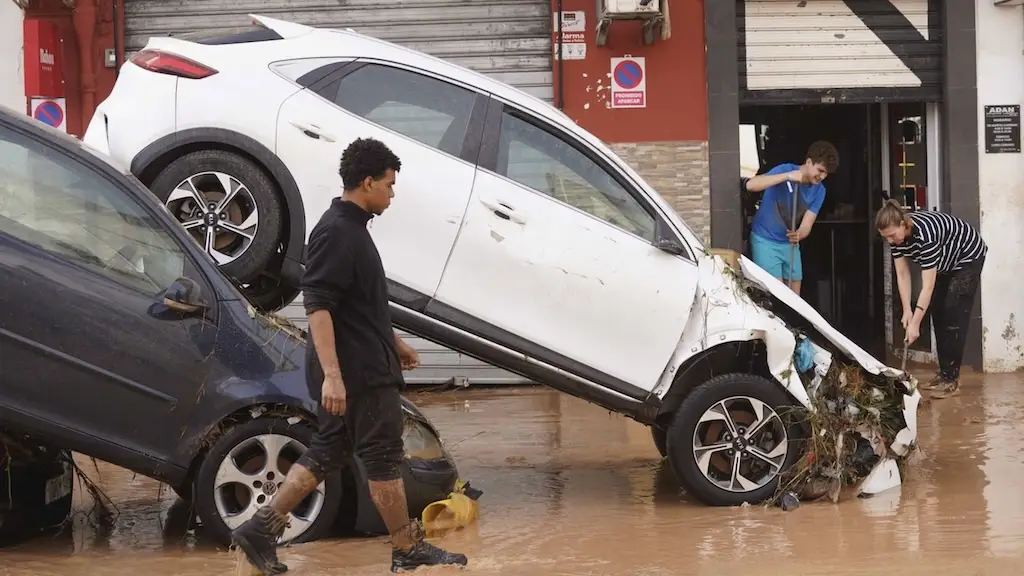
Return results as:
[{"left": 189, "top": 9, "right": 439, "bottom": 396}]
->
[{"left": 930, "top": 256, "right": 985, "bottom": 381}]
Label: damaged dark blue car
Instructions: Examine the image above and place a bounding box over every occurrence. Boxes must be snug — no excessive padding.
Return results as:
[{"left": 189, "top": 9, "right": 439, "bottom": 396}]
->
[{"left": 0, "top": 104, "right": 459, "bottom": 546}]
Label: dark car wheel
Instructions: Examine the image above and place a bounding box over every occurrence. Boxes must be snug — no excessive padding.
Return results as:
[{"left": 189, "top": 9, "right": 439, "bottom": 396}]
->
[
  {"left": 0, "top": 448, "right": 74, "bottom": 547},
  {"left": 665, "top": 373, "right": 804, "bottom": 506},
  {"left": 651, "top": 425, "right": 668, "bottom": 458},
  {"left": 150, "top": 149, "right": 283, "bottom": 284},
  {"left": 193, "top": 417, "right": 343, "bottom": 547},
  {"left": 241, "top": 274, "right": 302, "bottom": 314}
]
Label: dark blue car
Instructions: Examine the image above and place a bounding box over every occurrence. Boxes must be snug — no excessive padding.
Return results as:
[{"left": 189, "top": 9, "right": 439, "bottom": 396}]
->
[{"left": 0, "top": 104, "right": 458, "bottom": 546}]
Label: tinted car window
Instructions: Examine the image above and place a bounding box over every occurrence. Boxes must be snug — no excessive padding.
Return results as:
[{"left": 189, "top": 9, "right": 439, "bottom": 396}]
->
[
  {"left": 330, "top": 64, "right": 476, "bottom": 156},
  {"left": 496, "top": 109, "right": 656, "bottom": 241},
  {"left": 0, "top": 127, "right": 186, "bottom": 295}
]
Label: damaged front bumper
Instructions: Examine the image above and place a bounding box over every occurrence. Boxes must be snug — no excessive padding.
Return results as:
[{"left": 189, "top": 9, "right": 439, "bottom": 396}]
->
[
  {"left": 736, "top": 254, "right": 922, "bottom": 498},
  {"left": 667, "top": 252, "right": 921, "bottom": 500}
]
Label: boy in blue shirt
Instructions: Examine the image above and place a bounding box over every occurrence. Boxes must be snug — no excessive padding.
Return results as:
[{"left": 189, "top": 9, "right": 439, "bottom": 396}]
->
[{"left": 743, "top": 140, "right": 839, "bottom": 296}]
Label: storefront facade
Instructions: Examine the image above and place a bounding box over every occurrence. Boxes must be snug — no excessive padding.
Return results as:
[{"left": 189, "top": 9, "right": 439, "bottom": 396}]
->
[
  {"left": 705, "top": 0, "right": 984, "bottom": 369},
  {"left": 10, "top": 0, "right": 1021, "bottom": 375}
]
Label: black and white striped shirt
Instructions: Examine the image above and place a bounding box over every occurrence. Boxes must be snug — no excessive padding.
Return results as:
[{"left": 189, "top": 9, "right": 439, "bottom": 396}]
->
[{"left": 891, "top": 210, "right": 987, "bottom": 272}]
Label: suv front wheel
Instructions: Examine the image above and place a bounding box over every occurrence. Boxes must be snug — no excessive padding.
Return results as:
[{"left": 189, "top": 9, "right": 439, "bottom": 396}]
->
[{"left": 666, "top": 373, "right": 804, "bottom": 506}]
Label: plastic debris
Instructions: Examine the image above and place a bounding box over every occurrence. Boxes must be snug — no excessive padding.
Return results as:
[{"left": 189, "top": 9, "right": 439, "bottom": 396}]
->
[
  {"left": 421, "top": 480, "right": 483, "bottom": 536},
  {"left": 779, "top": 491, "right": 801, "bottom": 512},
  {"left": 795, "top": 338, "right": 815, "bottom": 373}
]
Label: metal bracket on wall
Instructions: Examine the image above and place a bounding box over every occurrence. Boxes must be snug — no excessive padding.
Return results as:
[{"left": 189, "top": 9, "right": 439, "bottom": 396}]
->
[{"left": 594, "top": 0, "right": 665, "bottom": 46}]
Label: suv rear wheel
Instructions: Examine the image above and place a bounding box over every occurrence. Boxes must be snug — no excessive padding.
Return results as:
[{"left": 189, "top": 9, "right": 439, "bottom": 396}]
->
[
  {"left": 665, "top": 373, "right": 803, "bottom": 506},
  {"left": 150, "top": 150, "right": 283, "bottom": 286}
]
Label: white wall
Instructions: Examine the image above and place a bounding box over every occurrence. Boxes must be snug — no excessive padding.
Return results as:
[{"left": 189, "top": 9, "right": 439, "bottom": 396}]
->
[
  {"left": 0, "top": 3, "right": 24, "bottom": 113},
  {"left": 977, "top": 1, "right": 1024, "bottom": 371}
]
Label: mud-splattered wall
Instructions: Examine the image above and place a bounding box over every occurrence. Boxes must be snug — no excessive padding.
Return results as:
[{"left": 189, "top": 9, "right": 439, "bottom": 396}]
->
[
  {"left": 977, "top": 1, "right": 1024, "bottom": 372},
  {"left": 552, "top": 0, "right": 710, "bottom": 241}
]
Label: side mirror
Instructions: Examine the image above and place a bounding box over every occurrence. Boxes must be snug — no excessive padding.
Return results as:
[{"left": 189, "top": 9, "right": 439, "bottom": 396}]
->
[
  {"left": 653, "top": 218, "right": 687, "bottom": 256},
  {"left": 162, "top": 276, "right": 210, "bottom": 314}
]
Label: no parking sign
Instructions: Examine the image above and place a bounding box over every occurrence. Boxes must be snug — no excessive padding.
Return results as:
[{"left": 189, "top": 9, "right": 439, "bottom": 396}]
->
[
  {"left": 30, "top": 98, "right": 68, "bottom": 133},
  {"left": 610, "top": 57, "right": 646, "bottom": 109}
]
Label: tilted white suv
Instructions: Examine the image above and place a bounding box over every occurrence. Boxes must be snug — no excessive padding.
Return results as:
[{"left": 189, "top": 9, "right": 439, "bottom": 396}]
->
[{"left": 84, "top": 15, "right": 921, "bottom": 506}]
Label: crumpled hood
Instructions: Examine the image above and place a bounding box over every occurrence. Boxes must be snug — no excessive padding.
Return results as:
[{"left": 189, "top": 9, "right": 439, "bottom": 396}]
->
[{"left": 737, "top": 255, "right": 904, "bottom": 381}]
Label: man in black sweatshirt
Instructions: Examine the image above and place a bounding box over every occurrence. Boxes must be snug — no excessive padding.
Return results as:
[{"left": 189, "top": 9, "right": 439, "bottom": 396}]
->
[{"left": 230, "top": 137, "right": 468, "bottom": 575}]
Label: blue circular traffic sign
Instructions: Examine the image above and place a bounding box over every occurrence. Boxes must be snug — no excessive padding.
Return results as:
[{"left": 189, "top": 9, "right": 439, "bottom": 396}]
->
[
  {"left": 613, "top": 60, "right": 643, "bottom": 90},
  {"left": 34, "top": 100, "right": 64, "bottom": 128}
]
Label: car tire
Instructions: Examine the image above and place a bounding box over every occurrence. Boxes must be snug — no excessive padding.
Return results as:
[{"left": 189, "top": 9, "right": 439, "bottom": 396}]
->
[
  {"left": 171, "top": 482, "right": 193, "bottom": 502},
  {"left": 150, "top": 150, "right": 284, "bottom": 284},
  {"left": 665, "top": 373, "right": 803, "bottom": 506},
  {"left": 193, "top": 416, "right": 343, "bottom": 547},
  {"left": 242, "top": 275, "right": 302, "bottom": 314},
  {"left": 0, "top": 448, "right": 74, "bottom": 547},
  {"left": 651, "top": 425, "right": 668, "bottom": 458}
]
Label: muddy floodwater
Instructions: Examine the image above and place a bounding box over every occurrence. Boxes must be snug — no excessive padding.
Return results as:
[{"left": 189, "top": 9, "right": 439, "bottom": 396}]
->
[{"left": 5, "top": 371, "right": 1024, "bottom": 575}]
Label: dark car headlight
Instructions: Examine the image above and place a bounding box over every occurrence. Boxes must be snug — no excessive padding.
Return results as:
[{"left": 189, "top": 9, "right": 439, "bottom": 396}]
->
[{"left": 402, "top": 419, "right": 446, "bottom": 461}]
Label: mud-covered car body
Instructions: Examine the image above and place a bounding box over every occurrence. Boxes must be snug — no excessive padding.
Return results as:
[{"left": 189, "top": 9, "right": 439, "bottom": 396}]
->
[{"left": 0, "top": 104, "right": 457, "bottom": 545}]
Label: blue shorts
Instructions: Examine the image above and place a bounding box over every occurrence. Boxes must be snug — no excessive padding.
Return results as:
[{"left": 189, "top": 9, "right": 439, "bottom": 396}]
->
[{"left": 750, "top": 232, "right": 802, "bottom": 281}]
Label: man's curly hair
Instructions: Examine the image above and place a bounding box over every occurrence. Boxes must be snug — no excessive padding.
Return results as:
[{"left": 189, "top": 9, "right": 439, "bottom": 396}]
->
[
  {"left": 339, "top": 137, "right": 402, "bottom": 191},
  {"left": 805, "top": 140, "right": 839, "bottom": 173}
]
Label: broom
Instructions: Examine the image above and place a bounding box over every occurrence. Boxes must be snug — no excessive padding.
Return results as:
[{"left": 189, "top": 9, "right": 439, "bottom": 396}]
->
[{"left": 789, "top": 181, "right": 798, "bottom": 286}]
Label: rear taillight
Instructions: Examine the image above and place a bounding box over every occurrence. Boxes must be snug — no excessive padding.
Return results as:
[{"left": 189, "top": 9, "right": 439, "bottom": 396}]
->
[{"left": 129, "top": 49, "right": 218, "bottom": 79}]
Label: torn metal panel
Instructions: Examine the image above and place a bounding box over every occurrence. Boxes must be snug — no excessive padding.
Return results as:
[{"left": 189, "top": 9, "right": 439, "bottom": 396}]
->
[{"left": 655, "top": 254, "right": 817, "bottom": 409}]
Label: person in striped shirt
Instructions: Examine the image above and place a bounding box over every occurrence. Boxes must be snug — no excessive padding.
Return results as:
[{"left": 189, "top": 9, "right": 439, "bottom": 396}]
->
[{"left": 875, "top": 200, "right": 987, "bottom": 399}]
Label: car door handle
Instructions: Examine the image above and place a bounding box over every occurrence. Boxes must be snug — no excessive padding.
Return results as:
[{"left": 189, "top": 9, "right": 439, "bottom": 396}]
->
[
  {"left": 479, "top": 198, "right": 526, "bottom": 224},
  {"left": 289, "top": 120, "right": 336, "bottom": 143}
]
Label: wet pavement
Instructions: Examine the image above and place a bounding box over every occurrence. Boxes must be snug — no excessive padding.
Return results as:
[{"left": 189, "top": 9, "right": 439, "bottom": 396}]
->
[{"left": 5, "top": 370, "right": 1024, "bottom": 575}]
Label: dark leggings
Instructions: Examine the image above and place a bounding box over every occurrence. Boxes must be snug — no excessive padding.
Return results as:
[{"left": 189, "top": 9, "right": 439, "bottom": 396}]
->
[{"left": 930, "top": 256, "right": 985, "bottom": 381}]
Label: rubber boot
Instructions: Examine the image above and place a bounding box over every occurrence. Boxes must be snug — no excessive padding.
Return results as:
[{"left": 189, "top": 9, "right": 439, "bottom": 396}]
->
[
  {"left": 390, "top": 519, "right": 468, "bottom": 572},
  {"left": 231, "top": 506, "right": 290, "bottom": 575}
]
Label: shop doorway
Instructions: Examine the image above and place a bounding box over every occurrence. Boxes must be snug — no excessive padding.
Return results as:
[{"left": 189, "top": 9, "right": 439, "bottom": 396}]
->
[{"left": 739, "top": 103, "right": 886, "bottom": 358}]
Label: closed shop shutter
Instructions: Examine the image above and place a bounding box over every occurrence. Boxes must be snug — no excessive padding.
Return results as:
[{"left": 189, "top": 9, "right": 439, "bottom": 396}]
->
[
  {"left": 738, "top": 0, "right": 942, "bottom": 104},
  {"left": 123, "top": 0, "right": 553, "bottom": 102},
  {"left": 123, "top": 0, "right": 543, "bottom": 385}
]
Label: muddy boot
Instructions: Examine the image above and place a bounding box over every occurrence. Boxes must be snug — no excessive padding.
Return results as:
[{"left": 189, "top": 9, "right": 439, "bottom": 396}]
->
[
  {"left": 391, "top": 519, "right": 468, "bottom": 573},
  {"left": 920, "top": 374, "right": 946, "bottom": 391},
  {"left": 930, "top": 379, "right": 961, "bottom": 399},
  {"left": 231, "top": 507, "right": 290, "bottom": 575}
]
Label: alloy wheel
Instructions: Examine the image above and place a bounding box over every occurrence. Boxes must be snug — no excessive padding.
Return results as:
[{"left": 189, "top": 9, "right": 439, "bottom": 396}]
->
[
  {"left": 165, "top": 171, "right": 259, "bottom": 266},
  {"left": 692, "top": 396, "right": 789, "bottom": 493},
  {"left": 212, "top": 433, "right": 326, "bottom": 543}
]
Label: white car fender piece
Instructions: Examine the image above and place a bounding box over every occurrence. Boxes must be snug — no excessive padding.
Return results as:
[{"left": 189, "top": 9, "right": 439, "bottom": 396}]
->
[
  {"left": 654, "top": 254, "right": 815, "bottom": 409},
  {"left": 856, "top": 458, "right": 902, "bottom": 497}
]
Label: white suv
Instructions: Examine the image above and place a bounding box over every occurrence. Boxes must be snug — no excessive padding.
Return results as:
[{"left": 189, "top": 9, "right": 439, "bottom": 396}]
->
[{"left": 84, "top": 15, "right": 921, "bottom": 506}]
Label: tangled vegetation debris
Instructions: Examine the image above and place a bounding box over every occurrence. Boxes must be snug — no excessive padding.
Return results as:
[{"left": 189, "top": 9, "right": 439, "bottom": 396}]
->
[{"left": 772, "top": 362, "right": 915, "bottom": 505}]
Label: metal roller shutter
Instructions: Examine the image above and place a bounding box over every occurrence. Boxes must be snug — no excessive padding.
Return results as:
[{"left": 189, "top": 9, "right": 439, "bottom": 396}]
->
[
  {"left": 123, "top": 0, "right": 553, "bottom": 102},
  {"left": 123, "top": 0, "right": 546, "bottom": 385},
  {"left": 738, "top": 0, "right": 943, "bottom": 104}
]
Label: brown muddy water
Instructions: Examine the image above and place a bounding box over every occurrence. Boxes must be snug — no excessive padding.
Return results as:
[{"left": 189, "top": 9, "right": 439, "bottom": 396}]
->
[{"left": 4, "top": 371, "right": 1024, "bottom": 575}]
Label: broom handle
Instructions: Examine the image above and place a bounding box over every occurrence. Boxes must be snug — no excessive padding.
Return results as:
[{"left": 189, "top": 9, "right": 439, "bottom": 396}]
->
[{"left": 788, "top": 181, "right": 798, "bottom": 285}]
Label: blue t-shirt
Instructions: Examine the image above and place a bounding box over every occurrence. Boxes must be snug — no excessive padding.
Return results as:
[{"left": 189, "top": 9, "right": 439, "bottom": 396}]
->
[{"left": 750, "top": 163, "right": 825, "bottom": 244}]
